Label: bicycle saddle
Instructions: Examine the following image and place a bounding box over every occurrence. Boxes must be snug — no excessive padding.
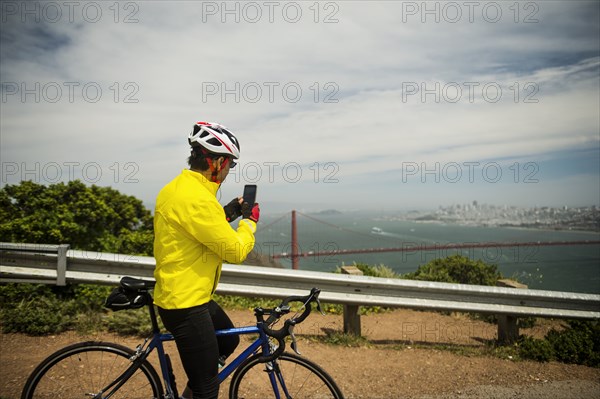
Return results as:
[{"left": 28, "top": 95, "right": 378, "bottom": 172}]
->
[{"left": 120, "top": 276, "right": 156, "bottom": 291}]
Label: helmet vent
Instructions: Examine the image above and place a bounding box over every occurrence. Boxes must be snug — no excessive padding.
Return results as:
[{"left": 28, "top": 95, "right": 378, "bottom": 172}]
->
[{"left": 207, "top": 138, "right": 222, "bottom": 147}]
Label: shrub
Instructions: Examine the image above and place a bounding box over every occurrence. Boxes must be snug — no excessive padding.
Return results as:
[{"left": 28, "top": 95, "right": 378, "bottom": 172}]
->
[
  {"left": 71, "top": 285, "right": 113, "bottom": 312},
  {"left": 518, "top": 320, "right": 600, "bottom": 367},
  {"left": 403, "top": 254, "right": 502, "bottom": 286},
  {"left": 546, "top": 320, "right": 600, "bottom": 367},
  {"left": 0, "top": 283, "right": 112, "bottom": 335},
  {"left": 351, "top": 263, "right": 400, "bottom": 278},
  {"left": 517, "top": 335, "right": 554, "bottom": 362},
  {"left": 1, "top": 296, "right": 72, "bottom": 335},
  {"left": 0, "top": 283, "right": 54, "bottom": 304}
]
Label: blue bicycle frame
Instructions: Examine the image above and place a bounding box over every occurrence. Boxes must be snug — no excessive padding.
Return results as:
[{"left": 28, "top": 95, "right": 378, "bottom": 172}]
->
[
  {"left": 145, "top": 324, "right": 281, "bottom": 398},
  {"left": 87, "top": 281, "right": 341, "bottom": 399}
]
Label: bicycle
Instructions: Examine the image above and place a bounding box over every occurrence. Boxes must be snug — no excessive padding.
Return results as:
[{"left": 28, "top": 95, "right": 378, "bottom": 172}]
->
[{"left": 21, "top": 276, "right": 344, "bottom": 399}]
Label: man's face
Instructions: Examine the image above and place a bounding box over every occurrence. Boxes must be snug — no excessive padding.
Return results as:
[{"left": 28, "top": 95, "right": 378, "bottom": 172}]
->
[{"left": 216, "top": 157, "right": 235, "bottom": 183}]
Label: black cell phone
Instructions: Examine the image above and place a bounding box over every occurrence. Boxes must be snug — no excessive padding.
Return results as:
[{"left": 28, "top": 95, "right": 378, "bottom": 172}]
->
[{"left": 243, "top": 185, "right": 257, "bottom": 208}]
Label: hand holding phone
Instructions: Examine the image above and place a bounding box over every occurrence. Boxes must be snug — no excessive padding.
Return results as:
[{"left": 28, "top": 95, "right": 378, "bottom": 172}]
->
[
  {"left": 224, "top": 197, "right": 243, "bottom": 222},
  {"left": 242, "top": 185, "right": 257, "bottom": 208},
  {"left": 242, "top": 185, "right": 259, "bottom": 223}
]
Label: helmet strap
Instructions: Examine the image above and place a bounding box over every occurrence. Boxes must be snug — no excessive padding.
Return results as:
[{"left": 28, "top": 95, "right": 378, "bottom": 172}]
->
[
  {"left": 203, "top": 152, "right": 229, "bottom": 184},
  {"left": 206, "top": 157, "right": 221, "bottom": 184}
]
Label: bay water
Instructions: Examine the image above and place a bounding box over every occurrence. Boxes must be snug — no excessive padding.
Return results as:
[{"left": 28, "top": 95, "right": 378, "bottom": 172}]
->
[{"left": 255, "top": 212, "right": 600, "bottom": 294}]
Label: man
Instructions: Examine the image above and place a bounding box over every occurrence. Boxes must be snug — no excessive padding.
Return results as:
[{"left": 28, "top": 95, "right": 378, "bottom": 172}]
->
[{"left": 153, "top": 121, "right": 260, "bottom": 399}]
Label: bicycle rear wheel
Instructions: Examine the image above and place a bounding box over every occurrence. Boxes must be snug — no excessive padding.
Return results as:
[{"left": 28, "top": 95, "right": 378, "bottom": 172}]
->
[
  {"left": 21, "top": 341, "right": 163, "bottom": 399},
  {"left": 229, "top": 352, "right": 344, "bottom": 399}
]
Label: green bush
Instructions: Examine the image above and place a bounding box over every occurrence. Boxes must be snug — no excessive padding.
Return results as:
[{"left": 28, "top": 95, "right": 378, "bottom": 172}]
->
[
  {"left": 71, "top": 285, "right": 113, "bottom": 312},
  {"left": 0, "top": 283, "right": 113, "bottom": 335},
  {"left": 517, "top": 335, "right": 554, "bottom": 362},
  {"left": 403, "top": 254, "right": 502, "bottom": 286},
  {"left": 1, "top": 296, "right": 72, "bottom": 335},
  {"left": 0, "top": 283, "right": 54, "bottom": 304},
  {"left": 518, "top": 320, "right": 600, "bottom": 367},
  {"left": 0, "top": 283, "right": 70, "bottom": 335},
  {"left": 546, "top": 321, "right": 600, "bottom": 367},
  {"left": 341, "top": 263, "right": 401, "bottom": 279}
]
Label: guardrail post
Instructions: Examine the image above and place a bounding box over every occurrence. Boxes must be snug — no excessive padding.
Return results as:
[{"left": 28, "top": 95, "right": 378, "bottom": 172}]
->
[
  {"left": 341, "top": 265, "right": 363, "bottom": 336},
  {"left": 496, "top": 279, "right": 528, "bottom": 344},
  {"left": 56, "top": 244, "right": 70, "bottom": 286}
]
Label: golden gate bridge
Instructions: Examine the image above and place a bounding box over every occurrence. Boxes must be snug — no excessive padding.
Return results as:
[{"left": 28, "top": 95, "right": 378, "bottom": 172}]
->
[{"left": 256, "top": 211, "right": 600, "bottom": 270}]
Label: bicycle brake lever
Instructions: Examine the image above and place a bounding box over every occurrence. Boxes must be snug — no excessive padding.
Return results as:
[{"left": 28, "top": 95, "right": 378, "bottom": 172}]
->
[
  {"left": 289, "top": 325, "right": 301, "bottom": 355},
  {"left": 315, "top": 298, "right": 326, "bottom": 316}
]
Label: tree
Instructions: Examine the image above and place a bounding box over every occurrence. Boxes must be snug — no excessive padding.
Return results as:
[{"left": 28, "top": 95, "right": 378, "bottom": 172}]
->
[{"left": 0, "top": 180, "right": 153, "bottom": 255}]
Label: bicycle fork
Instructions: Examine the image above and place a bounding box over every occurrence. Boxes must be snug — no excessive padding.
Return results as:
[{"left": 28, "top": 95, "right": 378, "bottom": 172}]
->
[
  {"left": 258, "top": 337, "right": 293, "bottom": 399},
  {"left": 264, "top": 360, "right": 294, "bottom": 399}
]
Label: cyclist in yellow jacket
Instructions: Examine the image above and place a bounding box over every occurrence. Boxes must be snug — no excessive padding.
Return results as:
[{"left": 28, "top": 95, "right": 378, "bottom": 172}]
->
[{"left": 154, "top": 121, "right": 260, "bottom": 399}]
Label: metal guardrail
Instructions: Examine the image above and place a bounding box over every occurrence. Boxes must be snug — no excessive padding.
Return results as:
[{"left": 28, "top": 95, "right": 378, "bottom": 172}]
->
[{"left": 1, "top": 242, "right": 599, "bottom": 338}]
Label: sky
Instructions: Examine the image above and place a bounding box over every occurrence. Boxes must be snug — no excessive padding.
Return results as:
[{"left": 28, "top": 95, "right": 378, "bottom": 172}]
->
[{"left": 1, "top": 1, "right": 599, "bottom": 214}]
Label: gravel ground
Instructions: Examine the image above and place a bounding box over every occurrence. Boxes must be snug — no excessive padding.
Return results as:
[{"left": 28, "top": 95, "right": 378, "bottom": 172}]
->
[
  {"left": 2, "top": 308, "right": 598, "bottom": 398},
  {"left": 418, "top": 380, "right": 600, "bottom": 399}
]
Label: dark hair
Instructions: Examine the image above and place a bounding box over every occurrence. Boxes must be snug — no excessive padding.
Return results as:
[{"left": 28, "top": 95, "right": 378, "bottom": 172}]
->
[
  {"left": 187, "top": 147, "right": 224, "bottom": 171},
  {"left": 188, "top": 148, "right": 208, "bottom": 171}
]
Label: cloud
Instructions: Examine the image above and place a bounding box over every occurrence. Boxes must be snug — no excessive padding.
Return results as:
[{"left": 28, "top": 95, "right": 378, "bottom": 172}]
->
[{"left": 1, "top": 1, "right": 599, "bottom": 210}]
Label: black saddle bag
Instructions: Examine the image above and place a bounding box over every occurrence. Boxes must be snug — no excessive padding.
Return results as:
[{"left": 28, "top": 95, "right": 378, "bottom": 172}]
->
[{"left": 105, "top": 287, "right": 148, "bottom": 311}]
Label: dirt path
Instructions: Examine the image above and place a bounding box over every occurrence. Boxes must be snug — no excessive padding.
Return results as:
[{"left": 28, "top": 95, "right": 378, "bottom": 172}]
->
[{"left": 2, "top": 308, "right": 599, "bottom": 398}]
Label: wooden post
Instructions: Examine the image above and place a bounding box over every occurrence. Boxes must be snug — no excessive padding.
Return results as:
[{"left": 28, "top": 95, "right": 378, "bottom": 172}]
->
[
  {"left": 341, "top": 265, "right": 363, "bottom": 336},
  {"left": 496, "top": 279, "right": 528, "bottom": 344},
  {"left": 291, "top": 210, "right": 299, "bottom": 270}
]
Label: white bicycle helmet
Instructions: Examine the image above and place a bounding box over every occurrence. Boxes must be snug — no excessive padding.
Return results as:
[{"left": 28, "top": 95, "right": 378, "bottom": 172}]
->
[{"left": 188, "top": 121, "right": 240, "bottom": 159}]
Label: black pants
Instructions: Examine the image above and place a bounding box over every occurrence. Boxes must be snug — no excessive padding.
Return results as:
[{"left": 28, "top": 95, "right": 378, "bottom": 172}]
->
[{"left": 158, "top": 301, "right": 240, "bottom": 399}]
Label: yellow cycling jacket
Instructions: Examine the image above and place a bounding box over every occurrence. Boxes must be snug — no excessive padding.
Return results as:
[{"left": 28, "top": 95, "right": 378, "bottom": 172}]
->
[{"left": 153, "top": 169, "right": 256, "bottom": 309}]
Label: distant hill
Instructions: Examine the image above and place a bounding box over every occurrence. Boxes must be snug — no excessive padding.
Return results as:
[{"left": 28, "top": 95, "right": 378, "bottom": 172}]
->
[{"left": 311, "top": 209, "right": 342, "bottom": 216}]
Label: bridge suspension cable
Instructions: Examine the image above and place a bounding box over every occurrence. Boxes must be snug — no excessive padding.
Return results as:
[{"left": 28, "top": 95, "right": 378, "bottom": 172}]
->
[{"left": 272, "top": 240, "right": 600, "bottom": 259}]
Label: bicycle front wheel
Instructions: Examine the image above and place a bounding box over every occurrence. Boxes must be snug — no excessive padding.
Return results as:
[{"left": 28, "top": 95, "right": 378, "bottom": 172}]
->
[
  {"left": 21, "top": 341, "right": 163, "bottom": 399},
  {"left": 229, "top": 352, "right": 344, "bottom": 399}
]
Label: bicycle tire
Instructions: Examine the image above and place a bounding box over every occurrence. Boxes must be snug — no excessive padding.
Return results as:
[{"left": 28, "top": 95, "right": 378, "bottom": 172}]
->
[
  {"left": 229, "top": 352, "right": 344, "bottom": 399},
  {"left": 21, "top": 341, "right": 164, "bottom": 399}
]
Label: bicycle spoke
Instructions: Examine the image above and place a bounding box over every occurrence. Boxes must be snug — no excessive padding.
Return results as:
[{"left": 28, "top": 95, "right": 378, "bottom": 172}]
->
[
  {"left": 21, "top": 342, "right": 162, "bottom": 399},
  {"left": 230, "top": 353, "right": 343, "bottom": 399}
]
